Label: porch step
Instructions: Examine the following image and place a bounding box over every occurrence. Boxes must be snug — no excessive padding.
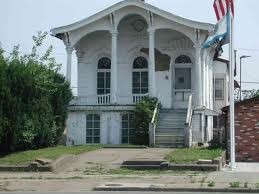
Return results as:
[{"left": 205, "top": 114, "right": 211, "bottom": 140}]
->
[
  {"left": 155, "top": 109, "right": 187, "bottom": 148},
  {"left": 156, "top": 129, "right": 184, "bottom": 134}
]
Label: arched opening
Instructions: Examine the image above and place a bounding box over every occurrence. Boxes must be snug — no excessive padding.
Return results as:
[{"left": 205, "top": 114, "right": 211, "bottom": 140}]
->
[
  {"left": 132, "top": 56, "right": 149, "bottom": 95},
  {"left": 97, "top": 57, "right": 111, "bottom": 95},
  {"left": 173, "top": 54, "right": 193, "bottom": 108}
]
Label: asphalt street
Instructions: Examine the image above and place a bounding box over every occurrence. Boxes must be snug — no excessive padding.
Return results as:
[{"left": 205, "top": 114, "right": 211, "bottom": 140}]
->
[{"left": 0, "top": 192, "right": 252, "bottom": 194}]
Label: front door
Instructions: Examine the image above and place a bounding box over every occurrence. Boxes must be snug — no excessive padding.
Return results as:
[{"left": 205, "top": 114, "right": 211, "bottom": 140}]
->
[{"left": 172, "top": 67, "right": 192, "bottom": 109}]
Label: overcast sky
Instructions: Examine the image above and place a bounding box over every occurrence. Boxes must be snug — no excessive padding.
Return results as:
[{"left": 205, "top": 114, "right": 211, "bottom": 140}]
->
[{"left": 1, "top": 0, "right": 259, "bottom": 91}]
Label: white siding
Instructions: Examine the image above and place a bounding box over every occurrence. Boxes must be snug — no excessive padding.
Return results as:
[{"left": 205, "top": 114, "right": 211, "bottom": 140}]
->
[{"left": 66, "top": 112, "right": 86, "bottom": 145}]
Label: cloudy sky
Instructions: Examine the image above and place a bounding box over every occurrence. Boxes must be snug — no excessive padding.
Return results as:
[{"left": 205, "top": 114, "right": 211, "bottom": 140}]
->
[{"left": 1, "top": 0, "right": 259, "bottom": 91}]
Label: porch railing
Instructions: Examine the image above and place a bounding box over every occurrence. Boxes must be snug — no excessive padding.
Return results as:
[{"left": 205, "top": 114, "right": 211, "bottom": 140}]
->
[
  {"left": 69, "top": 94, "right": 149, "bottom": 106},
  {"left": 184, "top": 94, "right": 193, "bottom": 147},
  {"left": 133, "top": 94, "right": 148, "bottom": 103}
]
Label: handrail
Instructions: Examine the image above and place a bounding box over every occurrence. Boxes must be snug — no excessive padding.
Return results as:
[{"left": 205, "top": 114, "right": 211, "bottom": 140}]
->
[
  {"left": 185, "top": 94, "right": 193, "bottom": 125},
  {"left": 184, "top": 94, "right": 193, "bottom": 148},
  {"left": 151, "top": 101, "right": 159, "bottom": 124},
  {"left": 149, "top": 97, "right": 160, "bottom": 147}
]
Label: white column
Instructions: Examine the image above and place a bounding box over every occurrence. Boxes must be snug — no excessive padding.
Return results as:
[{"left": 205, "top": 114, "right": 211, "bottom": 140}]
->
[
  {"left": 148, "top": 28, "right": 156, "bottom": 97},
  {"left": 111, "top": 30, "right": 118, "bottom": 103},
  {"left": 194, "top": 45, "right": 202, "bottom": 107},
  {"left": 66, "top": 47, "right": 74, "bottom": 83}
]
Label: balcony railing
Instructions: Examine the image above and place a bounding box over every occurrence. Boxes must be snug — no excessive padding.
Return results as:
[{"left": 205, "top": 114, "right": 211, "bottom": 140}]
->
[{"left": 69, "top": 94, "right": 149, "bottom": 106}]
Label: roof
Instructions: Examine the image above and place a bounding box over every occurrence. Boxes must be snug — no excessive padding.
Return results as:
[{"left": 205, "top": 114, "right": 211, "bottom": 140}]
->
[
  {"left": 51, "top": 0, "right": 214, "bottom": 36},
  {"left": 222, "top": 96, "right": 259, "bottom": 112}
]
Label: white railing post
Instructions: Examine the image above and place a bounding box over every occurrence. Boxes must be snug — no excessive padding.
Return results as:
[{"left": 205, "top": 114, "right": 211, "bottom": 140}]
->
[{"left": 184, "top": 94, "right": 193, "bottom": 147}]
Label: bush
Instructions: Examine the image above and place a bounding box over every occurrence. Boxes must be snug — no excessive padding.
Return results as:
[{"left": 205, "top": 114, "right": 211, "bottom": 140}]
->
[
  {"left": 0, "top": 32, "right": 72, "bottom": 154},
  {"left": 132, "top": 96, "right": 158, "bottom": 145}
]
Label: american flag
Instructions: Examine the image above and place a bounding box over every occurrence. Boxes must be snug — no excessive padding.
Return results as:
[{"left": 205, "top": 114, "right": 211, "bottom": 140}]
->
[{"left": 213, "top": 0, "right": 234, "bottom": 21}]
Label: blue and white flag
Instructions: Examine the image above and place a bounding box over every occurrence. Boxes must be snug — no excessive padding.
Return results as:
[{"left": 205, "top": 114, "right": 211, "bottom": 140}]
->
[{"left": 203, "top": 11, "right": 230, "bottom": 49}]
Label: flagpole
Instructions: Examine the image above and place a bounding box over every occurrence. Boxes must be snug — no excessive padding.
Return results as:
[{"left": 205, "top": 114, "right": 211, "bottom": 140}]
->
[{"left": 229, "top": 1, "right": 236, "bottom": 170}]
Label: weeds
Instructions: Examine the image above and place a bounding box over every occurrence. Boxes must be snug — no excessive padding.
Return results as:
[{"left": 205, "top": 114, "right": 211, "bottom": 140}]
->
[
  {"left": 229, "top": 182, "right": 240, "bottom": 188},
  {"left": 208, "top": 181, "right": 215, "bottom": 187}
]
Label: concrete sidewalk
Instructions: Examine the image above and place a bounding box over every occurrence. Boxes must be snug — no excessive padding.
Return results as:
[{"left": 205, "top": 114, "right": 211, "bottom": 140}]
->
[
  {"left": 233, "top": 163, "right": 259, "bottom": 172},
  {"left": 64, "top": 148, "right": 170, "bottom": 172},
  {"left": 1, "top": 170, "right": 259, "bottom": 192}
]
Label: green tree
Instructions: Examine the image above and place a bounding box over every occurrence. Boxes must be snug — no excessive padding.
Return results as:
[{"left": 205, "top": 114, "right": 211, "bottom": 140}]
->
[{"left": 0, "top": 32, "right": 72, "bottom": 154}]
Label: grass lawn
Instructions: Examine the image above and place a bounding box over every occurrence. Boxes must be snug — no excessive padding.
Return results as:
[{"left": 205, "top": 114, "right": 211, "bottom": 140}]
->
[
  {"left": 0, "top": 145, "right": 102, "bottom": 165},
  {"left": 165, "top": 148, "right": 223, "bottom": 164}
]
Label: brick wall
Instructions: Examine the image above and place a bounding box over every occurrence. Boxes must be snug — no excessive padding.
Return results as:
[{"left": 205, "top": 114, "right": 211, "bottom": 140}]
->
[{"left": 234, "top": 99, "right": 259, "bottom": 162}]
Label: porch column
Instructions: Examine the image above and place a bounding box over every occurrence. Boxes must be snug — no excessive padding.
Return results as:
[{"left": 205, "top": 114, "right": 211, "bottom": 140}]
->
[
  {"left": 194, "top": 45, "right": 202, "bottom": 107},
  {"left": 66, "top": 46, "right": 74, "bottom": 83},
  {"left": 148, "top": 28, "right": 156, "bottom": 97},
  {"left": 111, "top": 30, "right": 118, "bottom": 103}
]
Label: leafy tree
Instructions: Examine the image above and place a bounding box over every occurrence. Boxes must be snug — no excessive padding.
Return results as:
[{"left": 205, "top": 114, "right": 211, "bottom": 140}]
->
[
  {"left": 0, "top": 32, "right": 72, "bottom": 154},
  {"left": 132, "top": 97, "right": 158, "bottom": 145}
]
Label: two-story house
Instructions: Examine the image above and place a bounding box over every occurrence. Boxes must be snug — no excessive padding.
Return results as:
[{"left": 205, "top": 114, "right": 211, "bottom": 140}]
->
[{"left": 51, "top": 0, "right": 229, "bottom": 147}]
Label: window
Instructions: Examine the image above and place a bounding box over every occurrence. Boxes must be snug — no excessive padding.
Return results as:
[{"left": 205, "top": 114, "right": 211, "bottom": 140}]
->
[
  {"left": 97, "top": 57, "right": 111, "bottom": 95},
  {"left": 132, "top": 57, "right": 149, "bottom": 94},
  {"left": 175, "top": 68, "right": 191, "bottom": 89},
  {"left": 215, "top": 79, "right": 224, "bottom": 100},
  {"left": 86, "top": 114, "right": 100, "bottom": 144},
  {"left": 175, "top": 55, "right": 192, "bottom": 64},
  {"left": 121, "top": 114, "right": 134, "bottom": 144}
]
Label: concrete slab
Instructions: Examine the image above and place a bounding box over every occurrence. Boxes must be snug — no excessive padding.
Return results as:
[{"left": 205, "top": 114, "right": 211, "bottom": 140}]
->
[{"left": 64, "top": 148, "right": 171, "bottom": 172}]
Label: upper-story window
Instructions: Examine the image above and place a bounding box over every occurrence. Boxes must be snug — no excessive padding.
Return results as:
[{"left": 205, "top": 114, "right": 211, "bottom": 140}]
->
[
  {"left": 97, "top": 57, "right": 111, "bottom": 95},
  {"left": 132, "top": 57, "right": 149, "bottom": 94},
  {"left": 215, "top": 78, "right": 224, "bottom": 100},
  {"left": 175, "top": 55, "right": 192, "bottom": 64}
]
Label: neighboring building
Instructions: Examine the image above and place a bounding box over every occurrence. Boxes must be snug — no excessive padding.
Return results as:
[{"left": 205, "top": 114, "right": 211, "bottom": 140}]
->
[
  {"left": 222, "top": 97, "right": 259, "bottom": 162},
  {"left": 51, "top": 0, "right": 229, "bottom": 147}
]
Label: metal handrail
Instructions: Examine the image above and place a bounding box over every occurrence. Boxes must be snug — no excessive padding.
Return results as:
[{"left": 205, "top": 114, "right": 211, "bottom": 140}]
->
[
  {"left": 186, "top": 94, "right": 193, "bottom": 126},
  {"left": 149, "top": 97, "right": 160, "bottom": 147},
  {"left": 184, "top": 94, "right": 193, "bottom": 147}
]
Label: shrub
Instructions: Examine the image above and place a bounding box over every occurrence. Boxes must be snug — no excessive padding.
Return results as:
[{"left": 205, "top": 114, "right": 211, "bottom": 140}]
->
[
  {"left": 0, "top": 32, "right": 72, "bottom": 154},
  {"left": 132, "top": 96, "right": 158, "bottom": 145}
]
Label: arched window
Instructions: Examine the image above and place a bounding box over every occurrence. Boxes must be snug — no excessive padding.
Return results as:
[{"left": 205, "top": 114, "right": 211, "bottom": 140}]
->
[
  {"left": 133, "top": 56, "right": 148, "bottom": 69},
  {"left": 175, "top": 55, "right": 192, "bottom": 64},
  {"left": 97, "top": 57, "right": 111, "bottom": 95},
  {"left": 132, "top": 57, "right": 149, "bottom": 94},
  {"left": 98, "top": 57, "right": 111, "bottom": 69}
]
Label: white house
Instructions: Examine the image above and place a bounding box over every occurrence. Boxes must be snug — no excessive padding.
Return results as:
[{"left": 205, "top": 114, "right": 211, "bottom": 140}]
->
[{"left": 51, "top": 0, "right": 229, "bottom": 147}]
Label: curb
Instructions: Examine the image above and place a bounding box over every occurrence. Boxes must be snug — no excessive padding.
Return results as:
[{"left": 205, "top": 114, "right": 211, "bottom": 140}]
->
[{"left": 94, "top": 183, "right": 259, "bottom": 193}]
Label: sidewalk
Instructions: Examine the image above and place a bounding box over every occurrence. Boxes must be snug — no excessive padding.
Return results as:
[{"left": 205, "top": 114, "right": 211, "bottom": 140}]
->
[
  {"left": 64, "top": 148, "right": 170, "bottom": 172},
  {"left": 0, "top": 148, "right": 258, "bottom": 192},
  {"left": 1, "top": 170, "right": 259, "bottom": 192}
]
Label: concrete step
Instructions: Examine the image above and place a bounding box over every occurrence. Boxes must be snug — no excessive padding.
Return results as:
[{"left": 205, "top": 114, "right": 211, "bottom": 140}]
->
[
  {"left": 159, "top": 113, "right": 187, "bottom": 117},
  {"left": 122, "top": 160, "right": 166, "bottom": 166},
  {"left": 156, "top": 129, "right": 184, "bottom": 133},
  {"left": 160, "top": 109, "right": 187, "bottom": 113},
  {"left": 155, "top": 143, "right": 185, "bottom": 148},
  {"left": 155, "top": 109, "right": 187, "bottom": 148},
  {"left": 157, "top": 124, "right": 185, "bottom": 128},
  {"left": 155, "top": 136, "right": 184, "bottom": 143},
  {"left": 121, "top": 165, "right": 161, "bottom": 170}
]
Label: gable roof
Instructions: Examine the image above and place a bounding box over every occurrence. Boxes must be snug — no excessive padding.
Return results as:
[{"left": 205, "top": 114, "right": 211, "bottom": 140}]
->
[{"left": 51, "top": 0, "right": 214, "bottom": 36}]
